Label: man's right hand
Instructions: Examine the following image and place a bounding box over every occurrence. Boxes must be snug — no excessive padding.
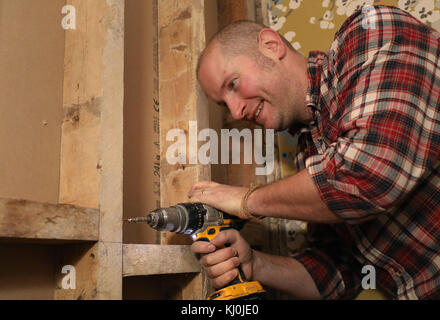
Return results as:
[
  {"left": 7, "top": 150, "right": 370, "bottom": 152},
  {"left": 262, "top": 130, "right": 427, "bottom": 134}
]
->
[{"left": 191, "top": 229, "right": 254, "bottom": 289}]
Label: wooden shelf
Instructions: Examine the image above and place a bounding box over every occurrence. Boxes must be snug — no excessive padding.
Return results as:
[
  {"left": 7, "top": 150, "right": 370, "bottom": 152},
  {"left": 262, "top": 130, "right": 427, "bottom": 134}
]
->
[
  {"left": 122, "top": 244, "right": 200, "bottom": 276},
  {"left": 0, "top": 197, "right": 99, "bottom": 243}
]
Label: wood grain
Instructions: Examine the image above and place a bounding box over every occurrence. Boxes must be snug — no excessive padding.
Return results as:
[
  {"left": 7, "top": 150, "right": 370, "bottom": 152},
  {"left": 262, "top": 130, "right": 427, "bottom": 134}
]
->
[
  {"left": 0, "top": 198, "right": 98, "bottom": 242},
  {"left": 122, "top": 244, "right": 200, "bottom": 276}
]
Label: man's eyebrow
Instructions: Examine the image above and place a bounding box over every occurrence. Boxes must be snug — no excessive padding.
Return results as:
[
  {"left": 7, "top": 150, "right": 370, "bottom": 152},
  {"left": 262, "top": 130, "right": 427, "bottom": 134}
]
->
[
  {"left": 221, "top": 75, "right": 232, "bottom": 90},
  {"left": 220, "top": 78, "right": 228, "bottom": 91}
]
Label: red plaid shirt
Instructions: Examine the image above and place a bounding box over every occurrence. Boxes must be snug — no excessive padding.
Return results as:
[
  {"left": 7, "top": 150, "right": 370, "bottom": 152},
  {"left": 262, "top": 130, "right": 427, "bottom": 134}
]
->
[{"left": 292, "top": 6, "right": 440, "bottom": 299}]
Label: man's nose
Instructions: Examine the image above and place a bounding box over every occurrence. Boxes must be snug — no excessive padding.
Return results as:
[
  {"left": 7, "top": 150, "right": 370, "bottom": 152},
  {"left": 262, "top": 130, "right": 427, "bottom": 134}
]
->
[{"left": 226, "top": 97, "right": 246, "bottom": 120}]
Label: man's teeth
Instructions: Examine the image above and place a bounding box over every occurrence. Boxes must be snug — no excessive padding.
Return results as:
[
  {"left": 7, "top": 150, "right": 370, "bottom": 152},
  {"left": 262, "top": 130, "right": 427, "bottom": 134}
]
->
[{"left": 255, "top": 102, "right": 263, "bottom": 118}]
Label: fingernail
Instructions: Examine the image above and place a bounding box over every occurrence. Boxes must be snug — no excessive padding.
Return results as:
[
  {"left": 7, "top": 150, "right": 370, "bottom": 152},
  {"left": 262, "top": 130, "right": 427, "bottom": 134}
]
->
[{"left": 208, "top": 244, "right": 216, "bottom": 252}]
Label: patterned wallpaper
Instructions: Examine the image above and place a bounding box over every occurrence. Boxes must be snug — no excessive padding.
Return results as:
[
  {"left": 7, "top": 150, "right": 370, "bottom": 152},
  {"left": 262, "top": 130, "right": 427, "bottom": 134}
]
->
[{"left": 268, "top": 0, "right": 440, "bottom": 56}]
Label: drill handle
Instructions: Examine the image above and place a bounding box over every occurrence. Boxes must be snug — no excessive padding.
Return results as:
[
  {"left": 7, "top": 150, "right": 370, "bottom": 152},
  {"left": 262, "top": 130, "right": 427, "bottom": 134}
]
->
[{"left": 194, "top": 223, "right": 249, "bottom": 286}]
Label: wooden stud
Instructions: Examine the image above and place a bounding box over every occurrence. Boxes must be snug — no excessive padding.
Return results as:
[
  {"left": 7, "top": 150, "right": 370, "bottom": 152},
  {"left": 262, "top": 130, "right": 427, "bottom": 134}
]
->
[
  {"left": 158, "top": 0, "right": 210, "bottom": 245},
  {"left": 55, "top": 0, "right": 124, "bottom": 300},
  {"left": 157, "top": 0, "right": 210, "bottom": 299}
]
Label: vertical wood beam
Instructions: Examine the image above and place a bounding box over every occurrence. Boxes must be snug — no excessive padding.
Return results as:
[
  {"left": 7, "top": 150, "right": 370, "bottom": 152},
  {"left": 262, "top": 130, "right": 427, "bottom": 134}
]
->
[
  {"left": 55, "top": 0, "right": 124, "bottom": 300},
  {"left": 158, "top": 0, "right": 210, "bottom": 244},
  {"left": 217, "top": 0, "right": 255, "bottom": 28},
  {"left": 158, "top": 0, "right": 209, "bottom": 299}
]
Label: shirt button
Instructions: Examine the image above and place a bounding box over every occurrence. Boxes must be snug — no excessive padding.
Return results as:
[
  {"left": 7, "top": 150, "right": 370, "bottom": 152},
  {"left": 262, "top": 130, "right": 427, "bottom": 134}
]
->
[{"left": 394, "top": 270, "right": 403, "bottom": 277}]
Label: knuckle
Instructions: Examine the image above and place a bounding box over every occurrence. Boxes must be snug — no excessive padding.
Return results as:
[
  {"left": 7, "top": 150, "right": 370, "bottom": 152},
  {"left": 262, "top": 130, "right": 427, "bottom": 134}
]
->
[
  {"left": 204, "top": 266, "right": 214, "bottom": 279},
  {"left": 231, "top": 257, "right": 240, "bottom": 268},
  {"left": 200, "top": 255, "right": 209, "bottom": 267},
  {"left": 213, "top": 276, "right": 227, "bottom": 289},
  {"left": 211, "top": 278, "right": 220, "bottom": 289},
  {"left": 203, "top": 254, "right": 212, "bottom": 266},
  {"left": 190, "top": 242, "right": 201, "bottom": 253}
]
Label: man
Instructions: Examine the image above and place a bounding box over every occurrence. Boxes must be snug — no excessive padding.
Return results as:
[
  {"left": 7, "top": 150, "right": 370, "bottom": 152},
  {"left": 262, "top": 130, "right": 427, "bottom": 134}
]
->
[{"left": 188, "top": 5, "right": 440, "bottom": 299}]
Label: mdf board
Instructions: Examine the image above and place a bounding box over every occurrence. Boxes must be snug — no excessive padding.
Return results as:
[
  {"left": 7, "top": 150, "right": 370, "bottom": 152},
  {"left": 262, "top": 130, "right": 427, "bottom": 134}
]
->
[
  {"left": 123, "top": 0, "right": 159, "bottom": 245},
  {"left": 0, "top": 0, "right": 65, "bottom": 204},
  {"left": 0, "top": 0, "right": 66, "bottom": 300},
  {"left": 0, "top": 244, "right": 55, "bottom": 300}
]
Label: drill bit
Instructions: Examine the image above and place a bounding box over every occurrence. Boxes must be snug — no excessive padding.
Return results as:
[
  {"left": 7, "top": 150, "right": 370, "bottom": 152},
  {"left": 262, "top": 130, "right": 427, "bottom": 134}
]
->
[{"left": 124, "top": 216, "right": 152, "bottom": 224}]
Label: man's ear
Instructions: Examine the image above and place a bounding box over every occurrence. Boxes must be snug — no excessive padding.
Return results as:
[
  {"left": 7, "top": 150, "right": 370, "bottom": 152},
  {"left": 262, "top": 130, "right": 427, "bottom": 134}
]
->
[{"left": 258, "top": 28, "right": 287, "bottom": 60}]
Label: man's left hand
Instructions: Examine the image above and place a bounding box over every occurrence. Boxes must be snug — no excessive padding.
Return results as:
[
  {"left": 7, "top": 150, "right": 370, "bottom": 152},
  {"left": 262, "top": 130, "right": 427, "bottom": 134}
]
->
[{"left": 187, "top": 181, "right": 247, "bottom": 217}]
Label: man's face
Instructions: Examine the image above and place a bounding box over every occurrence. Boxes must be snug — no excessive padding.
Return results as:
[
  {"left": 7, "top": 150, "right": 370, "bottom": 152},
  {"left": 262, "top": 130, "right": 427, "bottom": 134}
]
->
[{"left": 198, "top": 45, "right": 298, "bottom": 130}]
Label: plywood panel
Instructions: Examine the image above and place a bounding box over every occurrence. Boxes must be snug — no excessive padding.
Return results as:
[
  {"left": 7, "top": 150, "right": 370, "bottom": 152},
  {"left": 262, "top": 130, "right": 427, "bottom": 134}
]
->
[{"left": 0, "top": 0, "right": 66, "bottom": 203}]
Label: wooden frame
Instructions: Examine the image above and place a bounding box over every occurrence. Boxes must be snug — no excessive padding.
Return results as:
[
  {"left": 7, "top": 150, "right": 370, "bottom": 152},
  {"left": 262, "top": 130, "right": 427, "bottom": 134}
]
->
[{"left": 0, "top": 0, "right": 277, "bottom": 300}]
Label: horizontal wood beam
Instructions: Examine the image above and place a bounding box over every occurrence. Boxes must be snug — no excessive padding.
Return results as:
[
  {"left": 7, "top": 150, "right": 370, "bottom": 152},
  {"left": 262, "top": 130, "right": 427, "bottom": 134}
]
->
[
  {"left": 0, "top": 198, "right": 99, "bottom": 242},
  {"left": 122, "top": 244, "right": 200, "bottom": 277}
]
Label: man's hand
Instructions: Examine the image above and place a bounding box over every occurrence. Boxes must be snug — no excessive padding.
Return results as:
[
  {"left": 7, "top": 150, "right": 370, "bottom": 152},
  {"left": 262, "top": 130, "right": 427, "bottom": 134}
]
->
[
  {"left": 191, "top": 229, "right": 254, "bottom": 289},
  {"left": 187, "top": 181, "right": 247, "bottom": 217}
]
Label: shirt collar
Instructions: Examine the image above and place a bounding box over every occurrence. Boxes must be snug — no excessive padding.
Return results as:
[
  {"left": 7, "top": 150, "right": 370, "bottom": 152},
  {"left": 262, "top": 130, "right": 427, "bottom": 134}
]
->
[{"left": 305, "top": 50, "right": 326, "bottom": 112}]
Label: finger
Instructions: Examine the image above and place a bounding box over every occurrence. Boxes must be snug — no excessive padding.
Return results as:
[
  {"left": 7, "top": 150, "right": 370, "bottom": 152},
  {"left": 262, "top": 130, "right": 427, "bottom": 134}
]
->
[
  {"left": 212, "top": 270, "right": 238, "bottom": 289},
  {"left": 200, "top": 246, "right": 237, "bottom": 267},
  {"left": 204, "top": 257, "right": 240, "bottom": 279},
  {"left": 210, "top": 229, "right": 240, "bottom": 248},
  {"left": 187, "top": 181, "right": 215, "bottom": 198},
  {"left": 191, "top": 241, "right": 216, "bottom": 254}
]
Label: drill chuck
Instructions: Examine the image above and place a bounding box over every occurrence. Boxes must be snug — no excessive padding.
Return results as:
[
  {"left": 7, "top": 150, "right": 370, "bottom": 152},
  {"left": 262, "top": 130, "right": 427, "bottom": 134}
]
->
[{"left": 146, "top": 203, "right": 210, "bottom": 235}]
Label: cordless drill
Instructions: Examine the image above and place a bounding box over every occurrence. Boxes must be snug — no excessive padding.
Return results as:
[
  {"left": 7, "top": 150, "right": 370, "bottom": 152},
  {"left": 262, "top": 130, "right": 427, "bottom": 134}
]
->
[{"left": 125, "top": 202, "right": 265, "bottom": 300}]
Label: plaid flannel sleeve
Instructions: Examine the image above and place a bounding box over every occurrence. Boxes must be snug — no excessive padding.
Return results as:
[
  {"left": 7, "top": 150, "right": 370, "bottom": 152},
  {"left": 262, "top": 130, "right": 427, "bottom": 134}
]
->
[
  {"left": 293, "top": 223, "right": 362, "bottom": 299},
  {"left": 306, "top": 7, "right": 440, "bottom": 223}
]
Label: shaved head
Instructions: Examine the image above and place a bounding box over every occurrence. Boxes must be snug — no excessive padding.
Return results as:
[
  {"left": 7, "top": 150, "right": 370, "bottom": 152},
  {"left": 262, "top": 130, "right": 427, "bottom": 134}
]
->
[{"left": 197, "top": 20, "right": 294, "bottom": 77}]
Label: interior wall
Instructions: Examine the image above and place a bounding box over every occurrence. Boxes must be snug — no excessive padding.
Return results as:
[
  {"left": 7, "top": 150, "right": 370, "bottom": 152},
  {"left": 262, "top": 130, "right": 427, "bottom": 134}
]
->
[
  {"left": 123, "top": 0, "right": 158, "bottom": 244},
  {"left": 0, "top": 244, "right": 54, "bottom": 299},
  {"left": 0, "top": 0, "right": 65, "bottom": 204},
  {"left": 123, "top": 273, "right": 198, "bottom": 300}
]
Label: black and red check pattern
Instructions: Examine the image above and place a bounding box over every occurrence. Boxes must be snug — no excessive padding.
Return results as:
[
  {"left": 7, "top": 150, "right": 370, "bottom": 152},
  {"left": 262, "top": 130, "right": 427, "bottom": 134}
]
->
[{"left": 293, "top": 6, "right": 440, "bottom": 299}]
